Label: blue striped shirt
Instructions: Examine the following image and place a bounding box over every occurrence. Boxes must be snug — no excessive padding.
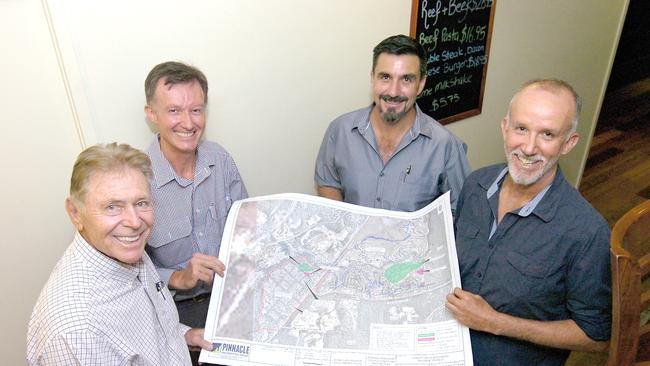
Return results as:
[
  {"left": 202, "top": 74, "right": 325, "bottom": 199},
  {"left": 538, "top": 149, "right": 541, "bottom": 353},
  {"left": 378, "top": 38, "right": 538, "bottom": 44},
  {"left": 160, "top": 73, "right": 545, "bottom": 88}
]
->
[{"left": 145, "top": 136, "right": 248, "bottom": 300}]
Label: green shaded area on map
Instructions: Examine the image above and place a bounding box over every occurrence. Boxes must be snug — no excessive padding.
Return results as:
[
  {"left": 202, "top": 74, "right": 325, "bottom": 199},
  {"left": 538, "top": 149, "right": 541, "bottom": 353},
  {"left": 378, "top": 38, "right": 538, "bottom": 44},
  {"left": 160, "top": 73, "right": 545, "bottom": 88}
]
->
[
  {"left": 298, "top": 263, "right": 315, "bottom": 273},
  {"left": 384, "top": 259, "right": 428, "bottom": 284}
]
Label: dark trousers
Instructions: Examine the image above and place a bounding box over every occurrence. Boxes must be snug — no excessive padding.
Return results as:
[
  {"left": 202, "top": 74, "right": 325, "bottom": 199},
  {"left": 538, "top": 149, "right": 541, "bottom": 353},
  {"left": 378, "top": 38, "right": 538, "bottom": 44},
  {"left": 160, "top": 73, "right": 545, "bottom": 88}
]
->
[
  {"left": 175, "top": 294, "right": 222, "bottom": 366},
  {"left": 176, "top": 293, "right": 211, "bottom": 328}
]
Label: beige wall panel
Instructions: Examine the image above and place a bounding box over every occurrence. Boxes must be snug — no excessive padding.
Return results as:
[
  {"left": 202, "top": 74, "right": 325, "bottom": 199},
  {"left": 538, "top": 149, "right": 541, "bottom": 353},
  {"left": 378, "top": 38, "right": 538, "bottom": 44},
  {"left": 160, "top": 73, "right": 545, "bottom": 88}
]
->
[
  {"left": 0, "top": 1, "right": 83, "bottom": 365},
  {"left": 48, "top": 0, "right": 627, "bottom": 192},
  {"left": 446, "top": 0, "right": 629, "bottom": 186},
  {"left": 47, "top": 0, "right": 412, "bottom": 195}
]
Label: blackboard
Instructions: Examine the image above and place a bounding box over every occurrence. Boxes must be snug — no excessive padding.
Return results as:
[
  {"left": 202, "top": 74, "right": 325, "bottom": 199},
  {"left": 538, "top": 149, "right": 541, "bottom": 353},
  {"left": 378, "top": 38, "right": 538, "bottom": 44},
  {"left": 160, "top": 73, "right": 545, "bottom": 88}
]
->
[{"left": 410, "top": 0, "right": 496, "bottom": 124}]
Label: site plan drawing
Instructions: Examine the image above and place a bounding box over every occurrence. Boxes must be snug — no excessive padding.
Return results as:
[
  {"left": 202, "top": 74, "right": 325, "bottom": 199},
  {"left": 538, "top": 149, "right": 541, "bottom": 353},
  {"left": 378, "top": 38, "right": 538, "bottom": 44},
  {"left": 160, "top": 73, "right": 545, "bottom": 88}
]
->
[{"left": 201, "top": 192, "right": 473, "bottom": 365}]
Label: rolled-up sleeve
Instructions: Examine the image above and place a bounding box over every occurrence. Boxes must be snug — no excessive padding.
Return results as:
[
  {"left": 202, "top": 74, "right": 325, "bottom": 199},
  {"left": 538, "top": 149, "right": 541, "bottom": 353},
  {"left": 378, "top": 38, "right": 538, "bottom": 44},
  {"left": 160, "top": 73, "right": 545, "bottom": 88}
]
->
[
  {"left": 314, "top": 124, "right": 342, "bottom": 190},
  {"left": 226, "top": 155, "right": 248, "bottom": 202},
  {"left": 566, "top": 223, "right": 612, "bottom": 341},
  {"left": 439, "top": 139, "right": 471, "bottom": 212}
]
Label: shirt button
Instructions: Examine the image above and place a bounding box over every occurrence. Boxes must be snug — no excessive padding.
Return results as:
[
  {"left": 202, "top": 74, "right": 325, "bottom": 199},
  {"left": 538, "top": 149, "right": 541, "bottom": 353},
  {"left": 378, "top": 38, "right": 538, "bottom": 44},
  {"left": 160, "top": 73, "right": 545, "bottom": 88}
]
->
[
  {"left": 199, "top": 232, "right": 204, "bottom": 237},
  {"left": 195, "top": 209, "right": 200, "bottom": 213},
  {"left": 379, "top": 172, "right": 385, "bottom": 177},
  {"left": 376, "top": 197, "right": 381, "bottom": 202},
  {"left": 488, "top": 244, "right": 494, "bottom": 249},
  {"left": 477, "top": 272, "right": 483, "bottom": 278}
]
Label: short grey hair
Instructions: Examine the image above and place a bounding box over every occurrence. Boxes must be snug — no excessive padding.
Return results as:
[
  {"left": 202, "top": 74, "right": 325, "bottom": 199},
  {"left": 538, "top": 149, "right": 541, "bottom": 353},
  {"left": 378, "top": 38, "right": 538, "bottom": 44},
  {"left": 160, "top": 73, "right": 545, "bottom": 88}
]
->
[
  {"left": 69, "top": 143, "right": 152, "bottom": 207},
  {"left": 145, "top": 61, "right": 208, "bottom": 104},
  {"left": 506, "top": 78, "right": 582, "bottom": 138}
]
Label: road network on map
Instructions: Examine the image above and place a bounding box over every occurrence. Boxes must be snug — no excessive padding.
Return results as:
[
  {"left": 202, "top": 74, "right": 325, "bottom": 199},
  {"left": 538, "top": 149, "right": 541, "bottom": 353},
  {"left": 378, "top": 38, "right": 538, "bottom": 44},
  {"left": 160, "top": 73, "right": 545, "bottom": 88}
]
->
[{"left": 213, "top": 198, "right": 455, "bottom": 350}]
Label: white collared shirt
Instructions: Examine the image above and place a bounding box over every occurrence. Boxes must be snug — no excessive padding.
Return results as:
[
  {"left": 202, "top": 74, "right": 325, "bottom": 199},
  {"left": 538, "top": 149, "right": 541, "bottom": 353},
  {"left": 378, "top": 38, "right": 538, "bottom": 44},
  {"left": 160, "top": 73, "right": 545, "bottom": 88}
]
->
[{"left": 27, "top": 232, "right": 191, "bottom": 365}]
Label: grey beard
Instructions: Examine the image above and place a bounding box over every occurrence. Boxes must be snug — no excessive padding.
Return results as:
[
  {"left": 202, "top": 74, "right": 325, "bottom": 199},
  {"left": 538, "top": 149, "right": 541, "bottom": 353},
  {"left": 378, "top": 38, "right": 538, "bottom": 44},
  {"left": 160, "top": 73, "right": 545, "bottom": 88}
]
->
[
  {"left": 382, "top": 110, "right": 402, "bottom": 124},
  {"left": 379, "top": 95, "right": 408, "bottom": 124}
]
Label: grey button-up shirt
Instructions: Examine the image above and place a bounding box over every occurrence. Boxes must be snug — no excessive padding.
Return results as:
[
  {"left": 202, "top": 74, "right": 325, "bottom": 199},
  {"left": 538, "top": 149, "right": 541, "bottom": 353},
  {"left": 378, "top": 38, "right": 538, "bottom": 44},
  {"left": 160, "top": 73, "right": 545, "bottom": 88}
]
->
[
  {"left": 145, "top": 136, "right": 248, "bottom": 300},
  {"left": 315, "top": 105, "right": 471, "bottom": 212}
]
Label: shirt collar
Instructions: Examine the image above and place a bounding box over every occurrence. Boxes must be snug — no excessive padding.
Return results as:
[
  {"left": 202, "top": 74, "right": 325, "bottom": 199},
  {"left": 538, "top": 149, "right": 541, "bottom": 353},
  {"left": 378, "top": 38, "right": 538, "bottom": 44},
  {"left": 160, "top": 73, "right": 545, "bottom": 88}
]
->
[
  {"left": 147, "top": 134, "right": 215, "bottom": 188},
  {"left": 532, "top": 167, "right": 565, "bottom": 222},
  {"left": 73, "top": 232, "right": 141, "bottom": 284},
  {"left": 481, "top": 164, "right": 562, "bottom": 221},
  {"left": 352, "top": 104, "right": 433, "bottom": 140}
]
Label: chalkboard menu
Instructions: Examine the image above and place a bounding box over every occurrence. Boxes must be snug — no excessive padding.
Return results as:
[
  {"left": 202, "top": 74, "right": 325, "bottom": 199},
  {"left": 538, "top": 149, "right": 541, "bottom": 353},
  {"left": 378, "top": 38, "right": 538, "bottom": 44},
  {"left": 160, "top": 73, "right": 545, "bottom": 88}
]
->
[{"left": 410, "top": 0, "right": 496, "bottom": 124}]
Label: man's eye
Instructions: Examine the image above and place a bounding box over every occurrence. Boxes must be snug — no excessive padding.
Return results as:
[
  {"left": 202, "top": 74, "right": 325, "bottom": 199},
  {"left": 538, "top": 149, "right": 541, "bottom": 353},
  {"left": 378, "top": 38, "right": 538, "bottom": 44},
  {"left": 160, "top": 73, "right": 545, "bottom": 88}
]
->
[
  {"left": 169, "top": 108, "right": 178, "bottom": 113},
  {"left": 105, "top": 204, "right": 121, "bottom": 215},
  {"left": 136, "top": 200, "right": 152, "bottom": 210},
  {"left": 192, "top": 108, "right": 203, "bottom": 114}
]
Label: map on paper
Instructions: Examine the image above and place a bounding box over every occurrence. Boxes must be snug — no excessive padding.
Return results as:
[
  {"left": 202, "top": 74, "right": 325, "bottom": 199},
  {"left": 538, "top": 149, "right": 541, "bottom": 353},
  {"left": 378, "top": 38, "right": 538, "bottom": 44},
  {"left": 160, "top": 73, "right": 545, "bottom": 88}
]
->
[{"left": 201, "top": 192, "right": 473, "bottom": 365}]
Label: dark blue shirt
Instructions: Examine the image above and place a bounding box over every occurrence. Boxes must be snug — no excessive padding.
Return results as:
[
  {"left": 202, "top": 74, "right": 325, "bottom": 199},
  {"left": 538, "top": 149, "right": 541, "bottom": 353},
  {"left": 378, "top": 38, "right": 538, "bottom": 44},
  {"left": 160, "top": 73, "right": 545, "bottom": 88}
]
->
[{"left": 455, "top": 164, "right": 611, "bottom": 366}]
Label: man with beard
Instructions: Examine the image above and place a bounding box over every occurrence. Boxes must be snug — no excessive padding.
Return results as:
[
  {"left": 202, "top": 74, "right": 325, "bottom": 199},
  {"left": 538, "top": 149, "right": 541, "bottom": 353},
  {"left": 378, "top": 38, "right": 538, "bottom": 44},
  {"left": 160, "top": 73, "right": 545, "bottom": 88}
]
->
[
  {"left": 446, "top": 79, "right": 611, "bottom": 365},
  {"left": 314, "top": 35, "right": 470, "bottom": 212}
]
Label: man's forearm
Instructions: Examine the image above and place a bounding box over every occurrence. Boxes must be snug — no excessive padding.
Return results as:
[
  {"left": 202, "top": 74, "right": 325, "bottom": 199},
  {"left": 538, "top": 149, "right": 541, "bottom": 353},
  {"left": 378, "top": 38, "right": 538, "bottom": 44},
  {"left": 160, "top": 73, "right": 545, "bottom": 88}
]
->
[
  {"left": 317, "top": 186, "right": 343, "bottom": 201},
  {"left": 491, "top": 313, "right": 608, "bottom": 352},
  {"left": 168, "top": 270, "right": 187, "bottom": 290}
]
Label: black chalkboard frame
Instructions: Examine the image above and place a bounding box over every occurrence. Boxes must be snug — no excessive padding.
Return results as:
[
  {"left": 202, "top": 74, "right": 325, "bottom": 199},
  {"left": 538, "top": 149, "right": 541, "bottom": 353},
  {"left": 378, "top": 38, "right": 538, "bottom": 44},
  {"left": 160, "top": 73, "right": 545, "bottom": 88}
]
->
[{"left": 409, "top": 0, "right": 497, "bottom": 125}]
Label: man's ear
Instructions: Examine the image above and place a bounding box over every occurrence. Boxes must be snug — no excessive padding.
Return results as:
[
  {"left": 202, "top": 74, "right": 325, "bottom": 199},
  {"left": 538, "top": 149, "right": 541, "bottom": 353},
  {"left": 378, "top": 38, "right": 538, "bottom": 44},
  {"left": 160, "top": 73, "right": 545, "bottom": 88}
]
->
[
  {"left": 65, "top": 198, "right": 83, "bottom": 232},
  {"left": 417, "top": 75, "right": 427, "bottom": 95},
  {"left": 561, "top": 132, "right": 580, "bottom": 155},
  {"left": 144, "top": 104, "right": 157, "bottom": 125},
  {"left": 500, "top": 117, "right": 508, "bottom": 140}
]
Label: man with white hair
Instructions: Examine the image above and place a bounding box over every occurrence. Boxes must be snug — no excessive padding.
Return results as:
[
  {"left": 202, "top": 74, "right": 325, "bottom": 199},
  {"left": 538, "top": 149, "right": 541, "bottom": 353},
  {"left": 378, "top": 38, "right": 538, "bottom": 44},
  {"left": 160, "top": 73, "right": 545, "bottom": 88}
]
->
[{"left": 27, "top": 143, "right": 212, "bottom": 365}]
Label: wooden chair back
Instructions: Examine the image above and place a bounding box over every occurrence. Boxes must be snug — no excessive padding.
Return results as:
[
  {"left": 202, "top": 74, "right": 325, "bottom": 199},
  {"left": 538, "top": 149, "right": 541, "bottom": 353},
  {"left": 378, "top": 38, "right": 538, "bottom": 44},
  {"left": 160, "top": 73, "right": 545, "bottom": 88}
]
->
[{"left": 608, "top": 199, "right": 650, "bottom": 366}]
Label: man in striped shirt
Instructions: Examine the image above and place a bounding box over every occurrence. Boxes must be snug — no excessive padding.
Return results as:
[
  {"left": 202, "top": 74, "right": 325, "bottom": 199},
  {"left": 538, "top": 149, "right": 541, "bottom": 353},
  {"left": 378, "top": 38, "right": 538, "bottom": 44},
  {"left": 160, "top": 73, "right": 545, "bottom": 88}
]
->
[
  {"left": 143, "top": 62, "right": 248, "bottom": 332},
  {"left": 27, "top": 143, "right": 212, "bottom": 365}
]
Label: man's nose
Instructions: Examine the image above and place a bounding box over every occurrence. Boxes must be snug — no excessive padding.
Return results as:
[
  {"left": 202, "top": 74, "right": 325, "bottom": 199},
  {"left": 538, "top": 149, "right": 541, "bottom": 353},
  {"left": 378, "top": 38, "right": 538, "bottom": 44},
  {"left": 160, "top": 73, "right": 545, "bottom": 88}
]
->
[
  {"left": 521, "top": 134, "right": 538, "bottom": 155},
  {"left": 179, "top": 110, "right": 193, "bottom": 128},
  {"left": 121, "top": 206, "right": 141, "bottom": 228},
  {"left": 387, "top": 79, "right": 400, "bottom": 96}
]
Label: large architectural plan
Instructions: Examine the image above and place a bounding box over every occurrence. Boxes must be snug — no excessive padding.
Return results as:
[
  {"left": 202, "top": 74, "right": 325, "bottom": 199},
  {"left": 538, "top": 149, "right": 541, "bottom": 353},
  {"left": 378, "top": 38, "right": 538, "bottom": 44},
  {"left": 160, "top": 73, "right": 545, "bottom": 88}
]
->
[{"left": 201, "top": 193, "right": 473, "bottom": 365}]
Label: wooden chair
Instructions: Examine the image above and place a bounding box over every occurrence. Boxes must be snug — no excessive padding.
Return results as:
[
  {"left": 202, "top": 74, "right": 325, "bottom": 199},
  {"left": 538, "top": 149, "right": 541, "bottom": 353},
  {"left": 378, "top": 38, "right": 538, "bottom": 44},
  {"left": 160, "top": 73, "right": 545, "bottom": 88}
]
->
[{"left": 608, "top": 199, "right": 650, "bottom": 366}]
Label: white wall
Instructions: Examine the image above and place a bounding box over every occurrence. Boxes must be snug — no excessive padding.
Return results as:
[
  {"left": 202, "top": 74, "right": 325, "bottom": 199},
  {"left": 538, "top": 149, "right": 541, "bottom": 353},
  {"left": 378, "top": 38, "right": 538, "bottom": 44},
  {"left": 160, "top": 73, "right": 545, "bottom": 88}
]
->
[
  {"left": 446, "top": 0, "right": 630, "bottom": 186},
  {"left": 46, "top": 0, "right": 629, "bottom": 194},
  {"left": 0, "top": 1, "right": 82, "bottom": 364},
  {"left": 47, "top": 0, "right": 414, "bottom": 195},
  {"left": 2, "top": 0, "right": 627, "bottom": 364}
]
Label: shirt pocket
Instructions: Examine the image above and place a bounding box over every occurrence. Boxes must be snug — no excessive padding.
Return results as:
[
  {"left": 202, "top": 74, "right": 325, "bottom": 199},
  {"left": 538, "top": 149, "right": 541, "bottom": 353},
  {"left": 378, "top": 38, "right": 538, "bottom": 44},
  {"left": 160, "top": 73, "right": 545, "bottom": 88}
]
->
[
  {"left": 394, "top": 181, "right": 436, "bottom": 211},
  {"left": 208, "top": 201, "right": 229, "bottom": 221},
  {"left": 457, "top": 220, "right": 479, "bottom": 239},
  {"left": 147, "top": 217, "right": 193, "bottom": 267},
  {"left": 455, "top": 221, "right": 480, "bottom": 272},
  {"left": 505, "top": 251, "right": 550, "bottom": 298},
  {"left": 205, "top": 202, "right": 228, "bottom": 232},
  {"left": 201, "top": 202, "right": 229, "bottom": 256}
]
